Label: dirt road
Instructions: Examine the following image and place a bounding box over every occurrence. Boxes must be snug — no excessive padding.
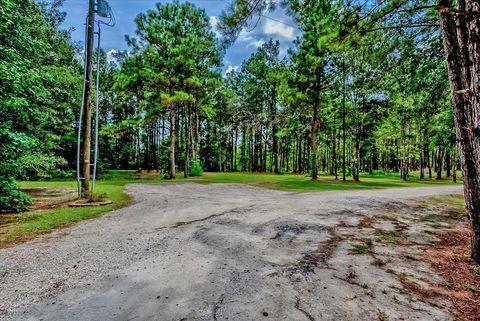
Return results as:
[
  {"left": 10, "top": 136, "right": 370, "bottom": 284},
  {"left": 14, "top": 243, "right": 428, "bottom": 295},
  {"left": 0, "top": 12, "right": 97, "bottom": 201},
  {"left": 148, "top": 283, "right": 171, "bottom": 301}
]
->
[{"left": 0, "top": 183, "right": 463, "bottom": 321}]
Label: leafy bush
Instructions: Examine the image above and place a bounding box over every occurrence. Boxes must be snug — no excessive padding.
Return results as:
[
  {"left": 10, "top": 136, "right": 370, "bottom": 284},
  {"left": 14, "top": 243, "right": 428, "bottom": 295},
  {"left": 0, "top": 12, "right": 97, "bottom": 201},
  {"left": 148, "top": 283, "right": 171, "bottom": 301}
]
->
[
  {"left": 21, "top": 153, "right": 67, "bottom": 179},
  {"left": 189, "top": 159, "right": 203, "bottom": 176},
  {"left": 0, "top": 177, "right": 32, "bottom": 212},
  {"left": 0, "top": 130, "right": 33, "bottom": 212}
]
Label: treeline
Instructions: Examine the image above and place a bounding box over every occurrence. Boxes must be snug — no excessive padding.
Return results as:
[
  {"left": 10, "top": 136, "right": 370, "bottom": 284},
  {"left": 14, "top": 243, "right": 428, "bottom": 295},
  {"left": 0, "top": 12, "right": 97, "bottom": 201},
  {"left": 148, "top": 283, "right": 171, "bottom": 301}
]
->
[
  {"left": 97, "top": 1, "right": 455, "bottom": 182},
  {"left": 0, "top": 0, "right": 457, "bottom": 212}
]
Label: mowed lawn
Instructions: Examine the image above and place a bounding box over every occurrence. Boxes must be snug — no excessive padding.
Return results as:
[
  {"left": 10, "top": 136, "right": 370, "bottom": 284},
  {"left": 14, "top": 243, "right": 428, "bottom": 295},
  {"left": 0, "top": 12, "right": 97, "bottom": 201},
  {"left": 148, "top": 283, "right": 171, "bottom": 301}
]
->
[
  {"left": 193, "top": 171, "right": 460, "bottom": 191},
  {"left": 0, "top": 171, "right": 461, "bottom": 247}
]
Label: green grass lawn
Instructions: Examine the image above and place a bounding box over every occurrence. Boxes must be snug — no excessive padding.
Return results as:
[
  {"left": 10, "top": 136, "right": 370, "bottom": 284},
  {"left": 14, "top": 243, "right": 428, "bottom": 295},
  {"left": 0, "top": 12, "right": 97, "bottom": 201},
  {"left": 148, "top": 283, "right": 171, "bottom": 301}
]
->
[
  {"left": 0, "top": 170, "right": 461, "bottom": 247},
  {"left": 3, "top": 172, "right": 180, "bottom": 246},
  {"left": 193, "top": 171, "right": 460, "bottom": 191}
]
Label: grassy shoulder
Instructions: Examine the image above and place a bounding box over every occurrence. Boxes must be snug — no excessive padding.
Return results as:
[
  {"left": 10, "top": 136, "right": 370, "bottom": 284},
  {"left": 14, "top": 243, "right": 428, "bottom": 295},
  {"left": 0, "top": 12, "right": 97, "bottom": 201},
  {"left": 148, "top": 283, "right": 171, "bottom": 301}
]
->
[
  {"left": 0, "top": 170, "right": 461, "bottom": 247},
  {"left": 2, "top": 172, "right": 182, "bottom": 246}
]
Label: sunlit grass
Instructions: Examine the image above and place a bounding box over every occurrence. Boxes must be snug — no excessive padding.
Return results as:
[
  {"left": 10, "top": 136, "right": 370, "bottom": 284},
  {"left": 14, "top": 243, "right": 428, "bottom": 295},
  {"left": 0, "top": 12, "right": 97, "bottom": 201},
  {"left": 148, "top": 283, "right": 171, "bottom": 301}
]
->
[
  {"left": 192, "top": 171, "right": 460, "bottom": 191},
  {"left": 4, "top": 172, "right": 187, "bottom": 246}
]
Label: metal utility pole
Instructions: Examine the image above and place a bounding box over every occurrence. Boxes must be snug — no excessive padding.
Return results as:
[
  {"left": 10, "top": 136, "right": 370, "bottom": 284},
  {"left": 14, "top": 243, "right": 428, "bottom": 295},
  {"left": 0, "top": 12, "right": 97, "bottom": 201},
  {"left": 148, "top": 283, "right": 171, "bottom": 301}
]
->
[
  {"left": 81, "top": 0, "right": 95, "bottom": 194},
  {"left": 76, "top": 0, "right": 114, "bottom": 198},
  {"left": 342, "top": 56, "right": 346, "bottom": 182}
]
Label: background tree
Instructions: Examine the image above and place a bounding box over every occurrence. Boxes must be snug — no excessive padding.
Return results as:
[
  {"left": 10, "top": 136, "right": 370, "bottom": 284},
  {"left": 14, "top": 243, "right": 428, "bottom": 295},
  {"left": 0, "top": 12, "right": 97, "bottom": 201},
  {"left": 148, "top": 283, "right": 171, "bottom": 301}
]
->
[
  {"left": 115, "top": 1, "right": 221, "bottom": 178},
  {"left": 0, "top": 0, "right": 81, "bottom": 211}
]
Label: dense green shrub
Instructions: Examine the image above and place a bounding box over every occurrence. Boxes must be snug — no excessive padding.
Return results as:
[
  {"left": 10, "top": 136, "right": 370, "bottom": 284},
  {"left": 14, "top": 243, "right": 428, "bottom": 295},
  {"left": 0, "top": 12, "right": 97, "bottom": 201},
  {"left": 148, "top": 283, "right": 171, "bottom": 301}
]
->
[
  {"left": 0, "top": 130, "right": 32, "bottom": 212},
  {"left": 0, "top": 177, "right": 32, "bottom": 213},
  {"left": 189, "top": 160, "right": 203, "bottom": 176}
]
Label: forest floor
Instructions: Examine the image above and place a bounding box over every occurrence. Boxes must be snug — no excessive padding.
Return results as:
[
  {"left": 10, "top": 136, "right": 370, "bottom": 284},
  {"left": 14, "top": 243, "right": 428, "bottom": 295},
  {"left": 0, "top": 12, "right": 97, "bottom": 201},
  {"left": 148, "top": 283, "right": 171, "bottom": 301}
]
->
[{"left": 1, "top": 182, "right": 477, "bottom": 321}]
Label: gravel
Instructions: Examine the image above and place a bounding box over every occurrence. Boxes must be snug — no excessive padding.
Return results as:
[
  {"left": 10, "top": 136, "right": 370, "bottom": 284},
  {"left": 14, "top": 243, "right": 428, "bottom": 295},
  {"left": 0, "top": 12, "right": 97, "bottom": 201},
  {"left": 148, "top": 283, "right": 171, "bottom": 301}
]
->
[{"left": 0, "top": 183, "right": 462, "bottom": 321}]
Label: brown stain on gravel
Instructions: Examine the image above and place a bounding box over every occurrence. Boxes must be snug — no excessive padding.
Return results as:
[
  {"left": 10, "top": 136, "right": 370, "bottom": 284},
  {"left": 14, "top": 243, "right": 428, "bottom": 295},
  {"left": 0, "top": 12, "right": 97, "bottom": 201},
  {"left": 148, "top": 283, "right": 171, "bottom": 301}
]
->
[
  {"left": 424, "top": 222, "right": 480, "bottom": 321},
  {"left": 356, "top": 197, "right": 480, "bottom": 321}
]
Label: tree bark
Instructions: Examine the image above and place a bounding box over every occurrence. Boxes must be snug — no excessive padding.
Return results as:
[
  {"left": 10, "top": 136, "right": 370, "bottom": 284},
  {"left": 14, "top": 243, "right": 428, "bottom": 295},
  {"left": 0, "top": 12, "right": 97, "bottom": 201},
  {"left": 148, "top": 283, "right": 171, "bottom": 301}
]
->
[
  {"left": 270, "top": 90, "right": 280, "bottom": 174},
  {"left": 446, "top": 150, "right": 451, "bottom": 178},
  {"left": 436, "top": 148, "right": 444, "bottom": 180},
  {"left": 169, "top": 107, "right": 176, "bottom": 179},
  {"left": 439, "top": 0, "right": 480, "bottom": 262},
  {"left": 420, "top": 138, "right": 426, "bottom": 179},
  {"left": 81, "top": 0, "right": 95, "bottom": 194},
  {"left": 311, "top": 101, "right": 319, "bottom": 180}
]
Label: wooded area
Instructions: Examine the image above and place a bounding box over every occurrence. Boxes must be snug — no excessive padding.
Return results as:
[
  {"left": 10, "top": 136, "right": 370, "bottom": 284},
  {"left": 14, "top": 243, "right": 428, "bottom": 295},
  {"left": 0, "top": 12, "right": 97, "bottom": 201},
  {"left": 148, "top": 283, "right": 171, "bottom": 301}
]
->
[{"left": 1, "top": 0, "right": 480, "bottom": 262}]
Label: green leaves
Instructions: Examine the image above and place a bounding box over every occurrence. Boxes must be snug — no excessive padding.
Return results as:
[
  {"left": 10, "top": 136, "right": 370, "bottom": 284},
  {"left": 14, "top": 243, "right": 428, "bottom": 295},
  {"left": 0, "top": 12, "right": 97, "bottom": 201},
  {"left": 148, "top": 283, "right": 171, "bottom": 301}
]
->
[
  {"left": 0, "top": 0, "right": 81, "bottom": 210},
  {"left": 0, "top": 129, "right": 33, "bottom": 211},
  {"left": 117, "top": 0, "right": 222, "bottom": 113},
  {"left": 160, "top": 91, "right": 195, "bottom": 107}
]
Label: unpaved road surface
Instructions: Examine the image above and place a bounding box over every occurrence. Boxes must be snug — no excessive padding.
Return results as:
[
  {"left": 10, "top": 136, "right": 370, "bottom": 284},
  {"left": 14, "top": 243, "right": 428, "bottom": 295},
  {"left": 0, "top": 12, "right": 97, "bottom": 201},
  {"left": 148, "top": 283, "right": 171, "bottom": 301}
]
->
[{"left": 0, "top": 183, "right": 462, "bottom": 321}]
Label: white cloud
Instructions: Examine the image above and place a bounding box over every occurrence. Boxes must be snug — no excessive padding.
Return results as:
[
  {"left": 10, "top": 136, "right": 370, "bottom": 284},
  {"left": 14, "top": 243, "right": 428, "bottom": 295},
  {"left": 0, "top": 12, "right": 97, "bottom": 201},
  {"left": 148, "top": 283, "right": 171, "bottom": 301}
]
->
[
  {"left": 106, "top": 49, "right": 118, "bottom": 63},
  {"left": 248, "top": 39, "right": 265, "bottom": 49},
  {"left": 225, "top": 65, "right": 239, "bottom": 74},
  {"left": 209, "top": 16, "right": 219, "bottom": 28},
  {"left": 264, "top": 20, "right": 294, "bottom": 40},
  {"left": 209, "top": 16, "right": 221, "bottom": 38},
  {"left": 237, "top": 30, "right": 265, "bottom": 49}
]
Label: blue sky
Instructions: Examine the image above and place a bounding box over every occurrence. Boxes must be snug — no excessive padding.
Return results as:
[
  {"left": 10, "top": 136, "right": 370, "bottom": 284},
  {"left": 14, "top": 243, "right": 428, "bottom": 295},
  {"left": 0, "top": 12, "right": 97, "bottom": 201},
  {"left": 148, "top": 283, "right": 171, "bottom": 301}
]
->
[{"left": 53, "top": 0, "right": 301, "bottom": 72}]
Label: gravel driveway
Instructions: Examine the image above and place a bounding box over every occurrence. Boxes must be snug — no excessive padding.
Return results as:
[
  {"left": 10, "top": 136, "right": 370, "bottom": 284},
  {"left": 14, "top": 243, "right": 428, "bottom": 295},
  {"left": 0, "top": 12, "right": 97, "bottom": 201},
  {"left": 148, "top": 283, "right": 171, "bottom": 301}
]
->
[{"left": 0, "top": 183, "right": 462, "bottom": 321}]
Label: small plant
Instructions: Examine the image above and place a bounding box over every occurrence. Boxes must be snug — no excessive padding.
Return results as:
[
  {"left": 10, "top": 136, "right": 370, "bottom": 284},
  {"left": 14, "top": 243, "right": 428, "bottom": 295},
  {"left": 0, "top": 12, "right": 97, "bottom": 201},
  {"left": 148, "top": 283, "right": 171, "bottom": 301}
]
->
[
  {"left": 353, "top": 244, "right": 370, "bottom": 254},
  {"left": 189, "top": 159, "right": 203, "bottom": 177},
  {"left": 352, "top": 237, "right": 375, "bottom": 255},
  {"left": 83, "top": 191, "right": 107, "bottom": 203},
  {"left": 374, "top": 229, "right": 408, "bottom": 243}
]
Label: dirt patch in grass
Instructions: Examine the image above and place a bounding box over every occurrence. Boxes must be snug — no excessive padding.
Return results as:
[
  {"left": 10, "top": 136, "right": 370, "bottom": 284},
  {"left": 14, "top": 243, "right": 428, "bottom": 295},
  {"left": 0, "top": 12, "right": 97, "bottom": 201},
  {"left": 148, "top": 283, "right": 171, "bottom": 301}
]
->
[
  {"left": 0, "top": 188, "right": 76, "bottom": 230},
  {"left": 22, "top": 187, "right": 76, "bottom": 210},
  {"left": 424, "top": 222, "right": 480, "bottom": 321}
]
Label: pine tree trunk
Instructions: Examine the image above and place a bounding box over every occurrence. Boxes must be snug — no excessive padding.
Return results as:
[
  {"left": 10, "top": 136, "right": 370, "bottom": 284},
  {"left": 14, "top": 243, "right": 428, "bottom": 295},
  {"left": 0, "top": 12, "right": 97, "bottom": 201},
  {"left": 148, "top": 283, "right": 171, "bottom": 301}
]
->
[
  {"left": 145, "top": 126, "right": 150, "bottom": 171},
  {"left": 354, "top": 140, "right": 361, "bottom": 182},
  {"left": 420, "top": 141, "right": 425, "bottom": 179},
  {"left": 446, "top": 150, "right": 451, "bottom": 178},
  {"left": 169, "top": 107, "right": 176, "bottom": 179},
  {"left": 271, "top": 102, "right": 279, "bottom": 174},
  {"left": 152, "top": 121, "right": 158, "bottom": 172},
  {"left": 298, "top": 138, "right": 302, "bottom": 173},
  {"left": 439, "top": 0, "right": 480, "bottom": 263},
  {"left": 184, "top": 105, "right": 191, "bottom": 179},
  {"left": 311, "top": 101, "right": 319, "bottom": 180},
  {"left": 453, "top": 145, "right": 458, "bottom": 183},
  {"left": 436, "top": 148, "right": 444, "bottom": 180},
  {"left": 234, "top": 128, "right": 238, "bottom": 172}
]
